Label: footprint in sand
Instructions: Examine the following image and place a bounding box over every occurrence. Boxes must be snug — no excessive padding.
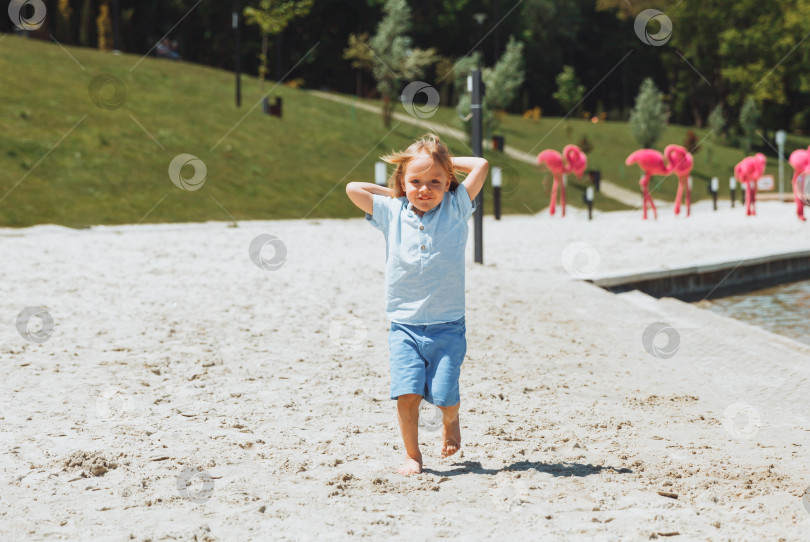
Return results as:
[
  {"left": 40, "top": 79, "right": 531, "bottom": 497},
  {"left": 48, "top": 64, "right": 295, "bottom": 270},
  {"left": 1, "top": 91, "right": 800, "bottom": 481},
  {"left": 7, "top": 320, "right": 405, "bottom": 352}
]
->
[{"left": 722, "top": 402, "right": 761, "bottom": 440}]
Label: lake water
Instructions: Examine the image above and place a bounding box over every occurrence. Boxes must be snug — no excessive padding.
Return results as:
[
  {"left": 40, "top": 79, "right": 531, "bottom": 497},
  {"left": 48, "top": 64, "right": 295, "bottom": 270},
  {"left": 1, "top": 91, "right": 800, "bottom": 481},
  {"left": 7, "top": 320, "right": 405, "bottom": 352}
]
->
[{"left": 697, "top": 279, "right": 810, "bottom": 346}]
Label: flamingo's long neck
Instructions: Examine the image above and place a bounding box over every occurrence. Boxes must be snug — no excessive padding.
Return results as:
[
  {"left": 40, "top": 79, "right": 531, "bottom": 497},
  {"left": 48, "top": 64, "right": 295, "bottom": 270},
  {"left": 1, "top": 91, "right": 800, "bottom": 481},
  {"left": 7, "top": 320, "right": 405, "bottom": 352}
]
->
[
  {"left": 563, "top": 150, "right": 576, "bottom": 173},
  {"left": 666, "top": 150, "right": 681, "bottom": 175}
]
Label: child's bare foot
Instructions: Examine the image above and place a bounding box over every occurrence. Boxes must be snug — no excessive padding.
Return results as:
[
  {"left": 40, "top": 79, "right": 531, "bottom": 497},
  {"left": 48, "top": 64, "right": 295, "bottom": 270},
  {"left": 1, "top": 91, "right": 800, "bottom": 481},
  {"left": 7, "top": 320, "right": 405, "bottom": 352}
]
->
[
  {"left": 441, "top": 415, "right": 461, "bottom": 458},
  {"left": 398, "top": 455, "right": 422, "bottom": 475}
]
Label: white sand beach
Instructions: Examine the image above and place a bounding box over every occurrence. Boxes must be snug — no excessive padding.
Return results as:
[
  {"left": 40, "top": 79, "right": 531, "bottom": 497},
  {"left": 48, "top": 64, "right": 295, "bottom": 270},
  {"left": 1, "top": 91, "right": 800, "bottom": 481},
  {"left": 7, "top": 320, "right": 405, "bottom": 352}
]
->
[{"left": 2, "top": 198, "right": 810, "bottom": 540}]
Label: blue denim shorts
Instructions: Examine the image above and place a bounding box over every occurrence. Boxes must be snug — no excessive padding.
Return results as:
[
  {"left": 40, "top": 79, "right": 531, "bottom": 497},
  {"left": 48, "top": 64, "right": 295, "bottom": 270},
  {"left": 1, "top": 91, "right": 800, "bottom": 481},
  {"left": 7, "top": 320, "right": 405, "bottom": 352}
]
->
[{"left": 388, "top": 316, "right": 466, "bottom": 407}]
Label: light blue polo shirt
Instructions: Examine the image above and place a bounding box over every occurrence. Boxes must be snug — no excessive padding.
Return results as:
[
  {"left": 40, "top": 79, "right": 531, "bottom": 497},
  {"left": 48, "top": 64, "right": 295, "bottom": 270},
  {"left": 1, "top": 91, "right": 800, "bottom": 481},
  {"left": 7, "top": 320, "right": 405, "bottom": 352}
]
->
[{"left": 366, "top": 183, "right": 477, "bottom": 325}]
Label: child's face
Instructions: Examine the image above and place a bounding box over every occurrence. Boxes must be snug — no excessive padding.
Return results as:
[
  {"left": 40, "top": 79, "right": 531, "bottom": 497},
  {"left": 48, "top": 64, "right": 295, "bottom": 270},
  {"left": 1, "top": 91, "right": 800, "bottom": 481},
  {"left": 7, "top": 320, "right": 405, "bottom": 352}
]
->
[{"left": 401, "top": 153, "right": 450, "bottom": 216}]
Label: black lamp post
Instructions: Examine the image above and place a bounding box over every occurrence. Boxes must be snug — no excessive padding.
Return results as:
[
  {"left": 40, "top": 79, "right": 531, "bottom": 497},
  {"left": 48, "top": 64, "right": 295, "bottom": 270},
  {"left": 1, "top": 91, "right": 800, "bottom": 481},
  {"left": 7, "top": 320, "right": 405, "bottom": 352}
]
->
[
  {"left": 233, "top": 0, "right": 242, "bottom": 108},
  {"left": 471, "top": 13, "right": 486, "bottom": 265},
  {"left": 471, "top": 69, "right": 484, "bottom": 265}
]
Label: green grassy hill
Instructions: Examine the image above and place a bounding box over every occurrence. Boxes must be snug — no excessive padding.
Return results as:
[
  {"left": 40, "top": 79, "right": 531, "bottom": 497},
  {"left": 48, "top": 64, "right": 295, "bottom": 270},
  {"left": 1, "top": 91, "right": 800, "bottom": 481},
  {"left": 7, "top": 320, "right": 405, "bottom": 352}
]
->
[
  {"left": 1, "top": 35, "right": 631, "bottom": 229},
  {"left": 0, "top": 35, "right": 798, "bottom": 228}
]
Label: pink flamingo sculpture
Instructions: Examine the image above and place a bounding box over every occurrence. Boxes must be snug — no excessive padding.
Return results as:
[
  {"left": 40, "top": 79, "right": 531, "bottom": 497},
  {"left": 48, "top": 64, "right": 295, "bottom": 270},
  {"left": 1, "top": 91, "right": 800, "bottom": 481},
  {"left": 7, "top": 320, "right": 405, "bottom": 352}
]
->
[
  {"left": 751, "top": 153, "right": 766, "bottom": 215},
  {"left": 788, "top": 148, "right": 809, "bottom": 221},
  {"left": 536, "top": 145, "right": 588, "bottom": 217},
  {"left": 625, "top": 149, "right": 673, "bottom": 219},
  {"left": 664, "top": 144, "right": 694, "bottom": 216},
  {"left": 735, "top": 153, "right": 766, "bottom": 216},
  {"left": 564, "top": 144, "right": 588, "bottom": 181}
]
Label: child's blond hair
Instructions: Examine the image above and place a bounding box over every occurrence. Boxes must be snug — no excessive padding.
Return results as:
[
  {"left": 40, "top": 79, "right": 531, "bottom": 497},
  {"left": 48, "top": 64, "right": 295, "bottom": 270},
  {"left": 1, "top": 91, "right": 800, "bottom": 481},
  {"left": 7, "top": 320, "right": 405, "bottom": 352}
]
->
[{"left": 381, "top": 133, "right": 459, "bottom": 197}]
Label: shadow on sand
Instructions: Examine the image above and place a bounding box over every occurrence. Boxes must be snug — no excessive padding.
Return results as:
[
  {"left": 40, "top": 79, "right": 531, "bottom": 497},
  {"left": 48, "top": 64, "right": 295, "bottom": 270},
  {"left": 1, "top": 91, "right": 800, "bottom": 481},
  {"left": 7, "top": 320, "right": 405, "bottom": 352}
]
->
[{"left": 422, "top": 460, "right": 633, "bottom": 478}]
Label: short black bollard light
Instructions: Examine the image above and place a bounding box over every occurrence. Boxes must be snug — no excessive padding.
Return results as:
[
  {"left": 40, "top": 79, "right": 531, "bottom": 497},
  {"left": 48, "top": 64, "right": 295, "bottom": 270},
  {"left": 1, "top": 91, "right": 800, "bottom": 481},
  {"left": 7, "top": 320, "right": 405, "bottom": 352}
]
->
[
  {"left": 492, "top": 166, "right": 502, "bottom": 220},
  {"left": 272, "top": 97, "right": 282, "bottom": 117},
  {"left": 583, "top": 185, "right": 594, "bottom": 220},
  {"left": 263, "top": 96, "right": 282, "bottom": 117},
  {"left": 710, "top": 177, "right": 719, "bottom": 211},
  {"left": 588, "top": 170, "right": 601, "bottom": 192},
  {"left": 730, "top": 176, "right": 737, "bottom": 208},
  {"left": 375, "top": 161, "right": 387, "bottom": 186}
]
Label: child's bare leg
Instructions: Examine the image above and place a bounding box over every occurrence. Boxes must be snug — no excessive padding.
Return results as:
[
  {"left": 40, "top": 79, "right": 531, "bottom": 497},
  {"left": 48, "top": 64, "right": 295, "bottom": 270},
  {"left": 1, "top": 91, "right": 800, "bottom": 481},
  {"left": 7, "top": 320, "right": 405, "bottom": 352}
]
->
[
  {"left": 438, "top": 402, "right": 461, "bottom": 458},
  {"left": 396, "top": 394, "right": 423, "bottom": 475}
]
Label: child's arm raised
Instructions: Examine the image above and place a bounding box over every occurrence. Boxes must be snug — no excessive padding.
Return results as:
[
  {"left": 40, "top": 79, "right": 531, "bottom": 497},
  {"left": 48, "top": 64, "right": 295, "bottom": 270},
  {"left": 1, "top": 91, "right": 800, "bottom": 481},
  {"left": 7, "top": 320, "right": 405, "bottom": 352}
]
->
[
  {"left": 453, "top": 157, "right": 489, "bottom": 202},
  {"left": 346, "top": 182, "right": 393, "bottom": 215}
]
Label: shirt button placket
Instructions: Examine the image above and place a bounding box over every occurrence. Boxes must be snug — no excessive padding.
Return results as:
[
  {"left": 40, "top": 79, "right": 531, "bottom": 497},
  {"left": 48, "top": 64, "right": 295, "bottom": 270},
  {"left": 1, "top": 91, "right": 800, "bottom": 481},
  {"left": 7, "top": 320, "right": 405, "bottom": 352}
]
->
[{"left": 419, "top": 224, "right": 427, "bottom": 266}]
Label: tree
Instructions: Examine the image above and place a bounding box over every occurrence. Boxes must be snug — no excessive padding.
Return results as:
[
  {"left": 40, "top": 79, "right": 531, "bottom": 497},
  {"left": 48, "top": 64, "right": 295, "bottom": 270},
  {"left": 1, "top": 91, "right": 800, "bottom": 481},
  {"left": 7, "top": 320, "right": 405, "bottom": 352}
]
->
[
  {"left": 434, "top": 55, "right": 455, "bottom": 106},
  {"left": 244, "top": 0, "right": 313, "bottom": 91},
  {"left": 485, "top": 35, "right": 526, "bottom": 111},
  {"left": 368, "top": 0, "right": 436, "bottom": 127},
  {"left": 456, "top": 36, "right": 525, "bottom": 138},
  {"left": 78, "top": 0, "right": 94, "bottom": 47},
  {"left": 96, "top": 1, "right": 114, "bottom": 51},
  {"left": 739, "top": 96, "right": 760, "bottom": 152},
  {"left": 706, "top": 103, "right": 725, "bottom": 163},
  {"left": 521, "top": 0, "right": 587, "bottom": 114},
  {"left": 629, "top": 78, "right": 668, "bottom": 148},
  {"left": 343, "top": 33, "right": 373, "bottom": 97},
  {"left": 598, "top": 0, "right": 810, "bottom": 128},
  {"left": 54, "top": 0, "right": 74, "bottom": 44},
  {"left": 552, "top": 65, "right": 586, "bottom": 116},
  {"left": 708, "top": 104, "right": 725, "bottom": 139}
]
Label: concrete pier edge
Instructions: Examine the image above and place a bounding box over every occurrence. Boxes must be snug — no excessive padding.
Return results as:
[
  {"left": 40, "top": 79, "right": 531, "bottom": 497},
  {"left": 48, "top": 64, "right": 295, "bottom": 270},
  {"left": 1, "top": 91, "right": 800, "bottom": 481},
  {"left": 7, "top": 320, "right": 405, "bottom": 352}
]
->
[{"left": 588, "top": 249, "right": 810, "bottom": 301}]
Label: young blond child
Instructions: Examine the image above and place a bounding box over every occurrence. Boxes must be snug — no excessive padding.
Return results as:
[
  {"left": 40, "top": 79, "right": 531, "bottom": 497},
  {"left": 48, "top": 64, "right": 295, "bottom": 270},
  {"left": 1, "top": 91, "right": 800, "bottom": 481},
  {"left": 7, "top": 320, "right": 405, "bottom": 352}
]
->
[{"left": 346, "top": 133, "right": 488, "bottom": 475}]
